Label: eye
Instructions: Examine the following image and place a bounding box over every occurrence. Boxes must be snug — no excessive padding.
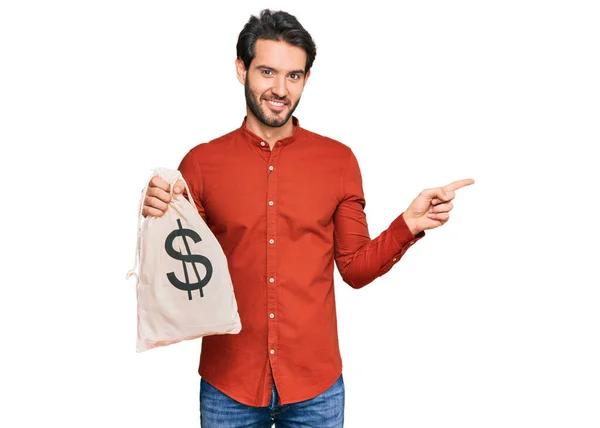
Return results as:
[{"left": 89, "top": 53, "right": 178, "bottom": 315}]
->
[
  {"left": 262, "top": 69, "right": 273, "bottom": 76},
  {"left": 289, "top": 73, "right": 300, "bottom": 80}
]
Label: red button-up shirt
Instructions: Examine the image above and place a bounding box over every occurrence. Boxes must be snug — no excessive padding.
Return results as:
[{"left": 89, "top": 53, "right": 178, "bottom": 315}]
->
[{"left": 178, "top": 117, "right": 424, "bottom": 406}]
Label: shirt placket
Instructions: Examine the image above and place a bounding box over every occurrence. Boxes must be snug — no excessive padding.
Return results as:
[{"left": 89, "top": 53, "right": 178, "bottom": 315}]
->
[{"left": 266, "top": 142, "right": 281, "bottom": 379}]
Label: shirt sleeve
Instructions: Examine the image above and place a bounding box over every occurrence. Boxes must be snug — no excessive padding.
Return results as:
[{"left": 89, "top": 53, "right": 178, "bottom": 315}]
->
[
  {"left": 177, "top": 146, "right": 208, "bottom": 224},
  {"left": 333, "top": 149, "right": 424, "bottom": 289}
]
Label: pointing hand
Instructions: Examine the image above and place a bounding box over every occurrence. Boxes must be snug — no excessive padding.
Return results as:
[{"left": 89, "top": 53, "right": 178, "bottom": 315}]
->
[{"left": 402, "top": 179, "right": 475, "bottom": 235}]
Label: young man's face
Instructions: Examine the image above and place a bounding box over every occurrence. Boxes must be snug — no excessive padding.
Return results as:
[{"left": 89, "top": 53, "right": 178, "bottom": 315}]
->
[{"left": 237, "top": 39, "right": 310, "bottom": 128}]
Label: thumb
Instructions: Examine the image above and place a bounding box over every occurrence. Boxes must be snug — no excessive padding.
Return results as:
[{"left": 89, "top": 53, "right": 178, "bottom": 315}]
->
[
  {"left": 172, "top": 180, "right": 184, "bottom": 194},
  {"left": 420, "top": 187, "right": 447, "bottom": 202}
]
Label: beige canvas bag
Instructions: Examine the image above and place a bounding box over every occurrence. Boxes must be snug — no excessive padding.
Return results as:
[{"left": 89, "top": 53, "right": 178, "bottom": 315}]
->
[{"left": 127, "top": 167, "right": 241, "bottom": 352}]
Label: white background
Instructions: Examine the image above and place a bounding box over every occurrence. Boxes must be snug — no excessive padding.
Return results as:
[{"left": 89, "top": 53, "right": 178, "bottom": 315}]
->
[{"left": 1, "top": 1, "right": 599, "bottom": 427}]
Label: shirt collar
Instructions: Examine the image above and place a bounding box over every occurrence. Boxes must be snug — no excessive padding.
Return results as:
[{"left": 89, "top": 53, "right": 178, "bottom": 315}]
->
[{"left": 239, "top": 116, "right": 302, "bottom": 149}]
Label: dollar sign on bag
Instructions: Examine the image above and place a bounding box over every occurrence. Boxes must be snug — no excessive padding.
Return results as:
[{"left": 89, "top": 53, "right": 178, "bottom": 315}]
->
[{"left": 164, "top": 219, "right": 213, "bottom": 300}]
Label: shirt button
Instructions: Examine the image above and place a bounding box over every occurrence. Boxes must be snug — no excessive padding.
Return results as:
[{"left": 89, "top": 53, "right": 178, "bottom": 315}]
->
[
  {"left": 269, "top": 165, "right": 274, "bottom": 171},
  {"left": 268, "top": 201, "right": 274, "bottom": 206},
  {"left": 270, "top": 349, "right": 275, "bottom": 355},
  {"left": 260, "top": 142, "right": 265, "bottom": 146},
  {"left": 392, "top": 258, "right": 397, "bottom": 262},
  {"left": 269, "top": 239, "right": 274, "bottom": 244},
  {"left": 269, "top": 277, "right": 275, "bottom": 283},
  {"left": 269, "top": 313, "right": 275, "bottom": 318}
]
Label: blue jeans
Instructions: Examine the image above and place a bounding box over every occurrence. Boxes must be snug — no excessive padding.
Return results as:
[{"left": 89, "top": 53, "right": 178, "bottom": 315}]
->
[{"left": 200, "top": 374, "right": 345, "bottom": 427}]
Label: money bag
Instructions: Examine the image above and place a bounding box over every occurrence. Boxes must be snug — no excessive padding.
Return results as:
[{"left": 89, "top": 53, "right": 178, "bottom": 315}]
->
[{"left": 127, "top": 167, "right": 241, "bottom": 352}]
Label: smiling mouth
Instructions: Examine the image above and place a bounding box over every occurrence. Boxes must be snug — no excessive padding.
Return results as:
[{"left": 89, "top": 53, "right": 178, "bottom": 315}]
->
[{"left": 265, "top": 99, "right": 288, "bottom": 109}]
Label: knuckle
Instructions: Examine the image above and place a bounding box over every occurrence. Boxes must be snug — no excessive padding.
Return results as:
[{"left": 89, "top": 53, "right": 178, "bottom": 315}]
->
[
  {"left": 149, "top": 197, "right": 164, "bottom": 210},
  {"left": 146, "top": 187, "right": 157, "bottom": 198},
  {"left": 151, "top": 176, "right": 168, "bottom": 190}
]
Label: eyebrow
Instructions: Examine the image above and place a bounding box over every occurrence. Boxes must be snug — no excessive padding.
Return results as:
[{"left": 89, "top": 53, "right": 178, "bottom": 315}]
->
[{"left": 256, "top": 65, "right": 306, "bottom": 76}]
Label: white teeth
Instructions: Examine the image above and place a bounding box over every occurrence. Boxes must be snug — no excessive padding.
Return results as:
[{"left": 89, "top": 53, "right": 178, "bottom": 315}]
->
[{"left": 268, "top": 100, "right": 284, "bottom": 106}]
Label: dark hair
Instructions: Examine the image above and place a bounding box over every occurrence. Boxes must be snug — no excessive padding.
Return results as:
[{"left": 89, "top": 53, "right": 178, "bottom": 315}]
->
[{"left": 236, "top": 9, "right": 317, "bottom": 73}]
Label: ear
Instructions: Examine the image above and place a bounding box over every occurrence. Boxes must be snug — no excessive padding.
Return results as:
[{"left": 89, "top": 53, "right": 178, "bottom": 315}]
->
[
  {"left": 235, "top": 58, "right": 246, "bottom": 85},
  {"left": 304, "top": 70, "right": 311, "bottom": 85}
]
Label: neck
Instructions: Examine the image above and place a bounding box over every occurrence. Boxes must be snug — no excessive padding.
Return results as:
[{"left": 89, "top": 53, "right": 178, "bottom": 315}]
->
[{"left": 245, "top": 111, "right": 295, "bottom": 149}]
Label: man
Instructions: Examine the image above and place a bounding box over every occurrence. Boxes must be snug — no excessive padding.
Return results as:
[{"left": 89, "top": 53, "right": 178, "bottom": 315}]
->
[{"left": 142, "top": 9, "right": 474, "bottom": 427}]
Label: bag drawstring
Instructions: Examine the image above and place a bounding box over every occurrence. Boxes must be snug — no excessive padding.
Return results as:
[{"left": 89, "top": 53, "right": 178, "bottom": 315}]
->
[
  {"left": 126, "top": 170, "right": 155, "bottom": 284},
  {"left": 171, "top": 174, "right": 198, "bottom": 216}
]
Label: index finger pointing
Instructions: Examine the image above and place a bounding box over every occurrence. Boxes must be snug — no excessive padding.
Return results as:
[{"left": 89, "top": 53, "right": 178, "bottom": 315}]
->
[{"left": 443, "top": 178, "right": 475, "bottom": 192}]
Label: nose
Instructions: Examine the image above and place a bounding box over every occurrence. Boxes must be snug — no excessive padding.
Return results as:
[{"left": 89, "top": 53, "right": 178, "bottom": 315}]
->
[{"left": 271, "top": 75, "right": 287, "bottom": 99}]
